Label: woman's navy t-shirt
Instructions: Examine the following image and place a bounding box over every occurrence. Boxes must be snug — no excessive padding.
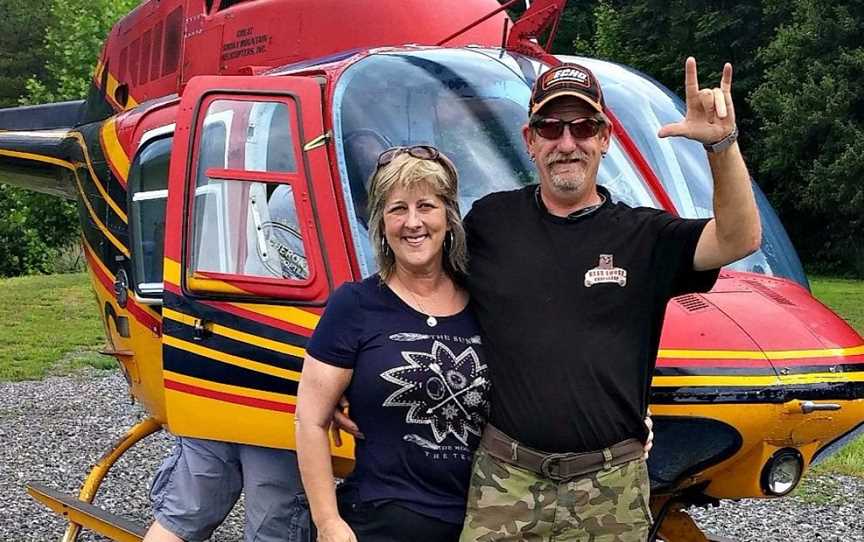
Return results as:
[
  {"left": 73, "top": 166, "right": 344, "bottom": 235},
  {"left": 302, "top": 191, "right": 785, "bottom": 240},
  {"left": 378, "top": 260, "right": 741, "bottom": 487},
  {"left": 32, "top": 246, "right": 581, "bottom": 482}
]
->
[{"left": 306, "top": 275, "right": 489, "bottom": 524}]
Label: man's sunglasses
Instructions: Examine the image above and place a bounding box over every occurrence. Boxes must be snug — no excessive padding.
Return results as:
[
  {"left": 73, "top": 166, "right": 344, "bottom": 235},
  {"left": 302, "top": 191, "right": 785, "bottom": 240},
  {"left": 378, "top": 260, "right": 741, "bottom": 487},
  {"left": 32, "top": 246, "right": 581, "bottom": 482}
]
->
[
  {"left": 376, "top": 145, "right": 457, "bottom": 181},
  {"left": 530, "top": 117, "right": 604, "bottom": 140}
]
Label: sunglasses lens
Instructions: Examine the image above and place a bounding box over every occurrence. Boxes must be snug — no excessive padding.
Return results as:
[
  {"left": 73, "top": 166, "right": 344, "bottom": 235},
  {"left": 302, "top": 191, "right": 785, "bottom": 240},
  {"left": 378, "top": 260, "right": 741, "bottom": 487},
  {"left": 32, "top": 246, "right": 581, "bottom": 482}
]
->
[
  {"left": 408, "top": 146, "right": 438, "bottom": 160},
  {"left": 534, "top": 120, "right": 565, "bottom": 139},
  {"left": 377, "top": 148, "right": 399, "bottom": 166},
  {"left": 570, "top": 120, "right": 600, "bottom": 139},
  {"left": 533, "top": 119, "right": 601, "bottom": 140}
]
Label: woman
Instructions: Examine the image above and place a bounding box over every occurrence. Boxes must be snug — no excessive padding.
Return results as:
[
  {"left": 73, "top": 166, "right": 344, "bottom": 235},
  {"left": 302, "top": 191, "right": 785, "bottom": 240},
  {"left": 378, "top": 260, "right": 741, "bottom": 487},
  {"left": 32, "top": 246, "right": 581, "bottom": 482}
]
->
[{"left": 296, "top": 146, "right": 485, "bottom": 542}]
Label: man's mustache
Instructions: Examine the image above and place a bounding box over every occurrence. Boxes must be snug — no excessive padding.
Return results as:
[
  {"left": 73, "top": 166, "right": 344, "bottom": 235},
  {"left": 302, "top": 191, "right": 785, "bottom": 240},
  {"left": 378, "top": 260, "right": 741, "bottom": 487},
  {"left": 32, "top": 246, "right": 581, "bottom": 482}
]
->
[{"left": 545, "top": 151, "right": 589, "bottom": 166}]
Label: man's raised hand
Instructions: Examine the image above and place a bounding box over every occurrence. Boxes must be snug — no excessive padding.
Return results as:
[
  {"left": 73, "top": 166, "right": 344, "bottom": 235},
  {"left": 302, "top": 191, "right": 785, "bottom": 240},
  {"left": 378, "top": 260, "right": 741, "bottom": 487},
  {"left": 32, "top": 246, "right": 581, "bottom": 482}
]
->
[{"left": 658, "top": 57, "right": 735, "bottom": 145}]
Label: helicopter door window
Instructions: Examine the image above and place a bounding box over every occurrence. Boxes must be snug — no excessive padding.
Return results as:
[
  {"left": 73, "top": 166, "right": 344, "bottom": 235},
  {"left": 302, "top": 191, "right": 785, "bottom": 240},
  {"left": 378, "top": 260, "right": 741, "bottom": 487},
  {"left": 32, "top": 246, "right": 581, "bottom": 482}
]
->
[
  {"left": 128, "top": 134, "right": 173, "bottom": 300},
  {"left": 186, "top": 97, "right": 321, "bottom": 298}
]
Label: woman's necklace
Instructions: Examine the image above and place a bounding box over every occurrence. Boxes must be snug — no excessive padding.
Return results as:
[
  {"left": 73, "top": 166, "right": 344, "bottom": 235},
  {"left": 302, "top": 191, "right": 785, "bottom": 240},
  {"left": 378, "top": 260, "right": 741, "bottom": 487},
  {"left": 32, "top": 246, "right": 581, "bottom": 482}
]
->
[{"left": 395, "top": 274, "right": 445, "bottom": 328}]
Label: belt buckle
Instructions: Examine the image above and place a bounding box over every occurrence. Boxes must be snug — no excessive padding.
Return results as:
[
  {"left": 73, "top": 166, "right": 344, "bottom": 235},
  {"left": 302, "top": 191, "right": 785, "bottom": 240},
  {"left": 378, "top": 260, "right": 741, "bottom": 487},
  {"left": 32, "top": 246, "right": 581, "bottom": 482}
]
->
[{"left": 540, "top": 453, "right": 572, "bottom": 481}]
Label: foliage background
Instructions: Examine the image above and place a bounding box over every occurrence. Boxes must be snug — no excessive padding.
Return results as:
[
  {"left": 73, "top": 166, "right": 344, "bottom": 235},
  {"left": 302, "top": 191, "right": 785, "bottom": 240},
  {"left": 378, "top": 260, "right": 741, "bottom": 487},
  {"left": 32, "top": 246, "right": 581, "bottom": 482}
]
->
[
  {"left": 0, "top": 0, "right": 136, "bottom": 276},
  {"left": 0, "top": 0, "right": 861, "bottom": 276}
]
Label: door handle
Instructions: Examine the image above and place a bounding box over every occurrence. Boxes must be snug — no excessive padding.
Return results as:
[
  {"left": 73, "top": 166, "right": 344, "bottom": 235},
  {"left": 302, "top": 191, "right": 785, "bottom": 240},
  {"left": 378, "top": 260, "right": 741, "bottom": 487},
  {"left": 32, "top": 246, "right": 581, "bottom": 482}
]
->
[
  {"left": 193, "top": 319, "right": 212, "bottom": 340},
  {"left": 801, "top": 401, "right": 841, "bottom": 414}
]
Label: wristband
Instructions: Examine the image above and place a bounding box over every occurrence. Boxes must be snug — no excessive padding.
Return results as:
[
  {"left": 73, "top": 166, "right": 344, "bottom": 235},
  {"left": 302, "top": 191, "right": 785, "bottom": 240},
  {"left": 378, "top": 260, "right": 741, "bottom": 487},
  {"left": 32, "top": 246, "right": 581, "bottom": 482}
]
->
[{"left": 703, "top": 125, "right": 738, "bottom": 153}]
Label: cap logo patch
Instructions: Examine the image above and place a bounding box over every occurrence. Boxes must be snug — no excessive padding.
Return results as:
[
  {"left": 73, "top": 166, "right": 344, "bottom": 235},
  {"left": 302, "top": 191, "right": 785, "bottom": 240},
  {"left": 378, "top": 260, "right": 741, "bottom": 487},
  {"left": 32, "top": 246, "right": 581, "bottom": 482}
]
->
[
  {"left": 543, "top": 67, "right": 591, "bottom": 89},
  {"left": 584, "top": 254, "right": 627, "bottom": 287}
]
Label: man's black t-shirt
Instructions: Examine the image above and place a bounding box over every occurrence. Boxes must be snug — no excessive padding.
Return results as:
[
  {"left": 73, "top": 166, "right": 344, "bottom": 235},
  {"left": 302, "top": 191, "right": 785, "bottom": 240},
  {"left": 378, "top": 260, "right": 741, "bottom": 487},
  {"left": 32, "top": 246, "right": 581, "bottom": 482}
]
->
[{"left": 465, "top": 185, "right": 719, "bottom": 453}]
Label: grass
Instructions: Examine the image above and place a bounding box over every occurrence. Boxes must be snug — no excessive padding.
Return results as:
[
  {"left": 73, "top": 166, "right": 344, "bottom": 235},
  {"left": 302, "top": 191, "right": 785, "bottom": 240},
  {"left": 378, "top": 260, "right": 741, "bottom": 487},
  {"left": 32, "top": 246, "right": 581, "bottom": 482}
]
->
[
  {"left": 0, "top": 272, "right": 109, "bottom": 380},
  {"left": 809, "top": 276, "right": 864, "bottom": 334},
  {"left": 804, "top": 277, "right": 864, "bottom": 479}
]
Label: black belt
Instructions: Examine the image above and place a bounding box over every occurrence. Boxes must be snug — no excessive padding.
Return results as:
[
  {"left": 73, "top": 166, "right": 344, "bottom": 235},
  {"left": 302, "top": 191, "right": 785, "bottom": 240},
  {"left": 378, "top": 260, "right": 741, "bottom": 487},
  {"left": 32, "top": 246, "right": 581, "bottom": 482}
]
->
[{"left": 480, "top": 424, "right": 644, "bottom": 481}]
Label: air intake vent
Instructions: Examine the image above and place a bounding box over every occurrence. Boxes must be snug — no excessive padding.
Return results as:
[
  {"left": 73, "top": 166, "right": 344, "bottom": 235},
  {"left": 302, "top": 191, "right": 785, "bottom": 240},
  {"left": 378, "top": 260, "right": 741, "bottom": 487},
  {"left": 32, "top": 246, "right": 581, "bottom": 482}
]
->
[
  {"left": 742, "top": 279, "right": 795, "bottom": 306},
  {"left": 675, "top": 294, "right": 711, "bottom": 312}
]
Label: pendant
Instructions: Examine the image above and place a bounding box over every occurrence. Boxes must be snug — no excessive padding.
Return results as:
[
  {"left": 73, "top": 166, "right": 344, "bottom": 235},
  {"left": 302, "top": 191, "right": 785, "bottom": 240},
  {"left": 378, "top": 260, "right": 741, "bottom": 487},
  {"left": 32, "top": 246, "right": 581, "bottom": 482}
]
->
[{"left": 426, "top": 315, "right": 438, "bottom": 327}]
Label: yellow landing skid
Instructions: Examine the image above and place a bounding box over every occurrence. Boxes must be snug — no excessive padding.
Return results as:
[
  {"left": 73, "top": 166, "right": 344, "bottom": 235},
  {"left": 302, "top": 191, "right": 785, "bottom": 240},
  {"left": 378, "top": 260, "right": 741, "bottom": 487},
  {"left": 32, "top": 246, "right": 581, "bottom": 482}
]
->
[
  {"left": 27, "top": 416, "right": 162, "bottom": 542},
  {"left": 27, "top": 483, "right": 145, "bottom": 542},
  {"left": 652, "top": 497, "right": 737, "bottom": 542}
]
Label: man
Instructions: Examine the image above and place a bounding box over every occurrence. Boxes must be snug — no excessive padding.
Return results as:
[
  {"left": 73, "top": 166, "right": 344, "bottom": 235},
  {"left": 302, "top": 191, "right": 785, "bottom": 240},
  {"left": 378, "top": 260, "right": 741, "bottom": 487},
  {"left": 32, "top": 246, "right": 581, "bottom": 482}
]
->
[{"left": 459, "top": 58, "right": 760, "bottom": 541}]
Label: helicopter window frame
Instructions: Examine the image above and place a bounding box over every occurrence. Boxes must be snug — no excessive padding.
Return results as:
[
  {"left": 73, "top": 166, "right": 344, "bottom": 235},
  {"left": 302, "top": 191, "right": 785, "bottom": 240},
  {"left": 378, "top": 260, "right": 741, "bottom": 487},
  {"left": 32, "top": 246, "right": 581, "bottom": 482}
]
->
[
  {"left": 181, "top": 93, "right": 327, "bottom": 303},
  {"left": 128, "top": 127, "right": 175, "bottom": 304}
]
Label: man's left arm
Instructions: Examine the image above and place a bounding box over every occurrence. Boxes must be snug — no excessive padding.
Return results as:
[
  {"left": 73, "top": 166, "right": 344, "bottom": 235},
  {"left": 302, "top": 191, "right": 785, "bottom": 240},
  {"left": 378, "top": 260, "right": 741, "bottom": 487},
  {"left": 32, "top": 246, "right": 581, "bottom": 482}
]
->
[{"left": 659, "top": 57, "right": 761, "bottom": 271}]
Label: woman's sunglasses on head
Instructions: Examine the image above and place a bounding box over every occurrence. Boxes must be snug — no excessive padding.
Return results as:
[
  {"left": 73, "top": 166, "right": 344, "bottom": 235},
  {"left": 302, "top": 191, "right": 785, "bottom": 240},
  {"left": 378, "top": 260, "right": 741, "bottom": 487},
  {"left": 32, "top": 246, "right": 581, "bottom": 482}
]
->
[{"left": 375, "top": 145, "right": 457, "bottom": 181}]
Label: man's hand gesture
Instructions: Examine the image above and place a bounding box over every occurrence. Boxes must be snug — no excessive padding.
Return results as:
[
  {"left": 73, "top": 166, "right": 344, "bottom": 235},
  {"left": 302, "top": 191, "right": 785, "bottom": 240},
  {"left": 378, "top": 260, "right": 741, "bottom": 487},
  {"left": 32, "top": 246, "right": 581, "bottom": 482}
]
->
[{"left": 658, "top": 57, "right": 735, "bottom": 145}]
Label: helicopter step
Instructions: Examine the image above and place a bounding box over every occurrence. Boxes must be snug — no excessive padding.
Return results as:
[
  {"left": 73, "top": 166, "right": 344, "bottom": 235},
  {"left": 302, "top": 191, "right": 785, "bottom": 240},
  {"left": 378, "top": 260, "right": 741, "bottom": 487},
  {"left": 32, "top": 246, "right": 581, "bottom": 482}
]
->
[{"left": 27, "top": 483, "right": 145, "bottom": 542}]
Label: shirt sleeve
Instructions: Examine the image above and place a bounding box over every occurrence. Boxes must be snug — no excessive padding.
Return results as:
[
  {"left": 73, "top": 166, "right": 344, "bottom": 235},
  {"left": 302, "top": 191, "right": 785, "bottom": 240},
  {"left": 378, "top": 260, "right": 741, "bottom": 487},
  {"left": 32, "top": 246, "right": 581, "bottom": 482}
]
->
[
  {"left": 305, "top": 283, "right": 363, "bottom": 369},
  {"left": 651, "top": 213, "right": 720, "bottom": 297}
]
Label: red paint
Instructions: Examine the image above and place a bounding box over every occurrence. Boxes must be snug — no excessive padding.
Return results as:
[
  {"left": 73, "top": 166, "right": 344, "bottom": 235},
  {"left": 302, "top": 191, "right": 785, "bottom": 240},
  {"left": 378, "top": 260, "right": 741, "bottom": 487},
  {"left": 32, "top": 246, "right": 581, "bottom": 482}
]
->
[
  {"left": 165, "top": 378, "right": 297, "bottom": 413},
  {"left": 95, "top": 0, "right": 510, "bottom": 109}
]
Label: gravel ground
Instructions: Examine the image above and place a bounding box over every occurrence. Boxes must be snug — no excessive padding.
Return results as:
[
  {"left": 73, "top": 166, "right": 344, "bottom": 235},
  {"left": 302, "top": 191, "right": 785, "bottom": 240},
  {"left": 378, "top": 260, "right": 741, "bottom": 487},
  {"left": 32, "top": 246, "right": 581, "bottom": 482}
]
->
[{"left": 1, "top": 369, "right": 863, "bottom": 541}]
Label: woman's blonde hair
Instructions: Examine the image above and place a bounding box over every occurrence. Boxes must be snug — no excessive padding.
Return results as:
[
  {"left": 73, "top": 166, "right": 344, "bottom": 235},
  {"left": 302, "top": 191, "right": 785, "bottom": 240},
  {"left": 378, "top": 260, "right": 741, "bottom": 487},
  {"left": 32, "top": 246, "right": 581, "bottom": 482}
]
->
[{"left": 367, "top": 149, "right": 467, "bottom": 281}]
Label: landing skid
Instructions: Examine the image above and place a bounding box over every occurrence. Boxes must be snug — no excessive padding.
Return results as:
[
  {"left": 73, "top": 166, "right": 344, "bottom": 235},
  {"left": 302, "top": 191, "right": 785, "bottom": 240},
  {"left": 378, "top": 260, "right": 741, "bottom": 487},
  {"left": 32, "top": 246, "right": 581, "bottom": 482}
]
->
[
  {"left": 28, "top": 483, "right": 146, "bottom": 542},
  {"left": 27, "top": 417, "right": 161, "bottom": 542},
  {"left": 652, "top": 496, "right": 737, "bottom": 542}
]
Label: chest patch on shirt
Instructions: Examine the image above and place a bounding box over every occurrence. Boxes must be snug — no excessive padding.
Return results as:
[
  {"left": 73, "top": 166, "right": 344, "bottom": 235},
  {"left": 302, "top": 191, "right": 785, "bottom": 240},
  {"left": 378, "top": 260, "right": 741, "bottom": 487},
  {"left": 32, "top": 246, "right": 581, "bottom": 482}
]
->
[{"left": 584, "top": 254, "right": 628, "bottom": 287}]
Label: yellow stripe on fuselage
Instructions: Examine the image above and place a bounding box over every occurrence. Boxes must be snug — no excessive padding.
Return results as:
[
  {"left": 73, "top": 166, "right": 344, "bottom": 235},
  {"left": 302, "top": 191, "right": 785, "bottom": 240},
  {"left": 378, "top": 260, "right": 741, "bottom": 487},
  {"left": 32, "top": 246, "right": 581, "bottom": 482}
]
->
[
  {"left": 100, "top": 118, "right": 131, "bottom": 183},
  {"left": 69, "top": 131, "right": 128, "bottom": 222},
  {"left": 164, "top": 370, "right": 298, "bottom": 405},
  {"left": 229, "top": 302, "right": 320, "bottom": 331},
  {"left": 0, "top": 149, "right": 77, "bottom": 170},
  {"left": 163, "top": 308, "right": 306, "bottom": 359},
  {"left": 163, "top": 335, "right": 302, "bottom": 382},
  {"left": 659, "top": 344, "right": 864, "bottom": 361}
]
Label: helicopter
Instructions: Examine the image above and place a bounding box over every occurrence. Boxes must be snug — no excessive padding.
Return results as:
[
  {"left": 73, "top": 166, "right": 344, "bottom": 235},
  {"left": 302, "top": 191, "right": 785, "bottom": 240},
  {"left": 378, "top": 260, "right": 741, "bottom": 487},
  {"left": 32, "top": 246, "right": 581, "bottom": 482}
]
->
[{"left": 0, "top": 0, "right": 862, "bottom": 540}]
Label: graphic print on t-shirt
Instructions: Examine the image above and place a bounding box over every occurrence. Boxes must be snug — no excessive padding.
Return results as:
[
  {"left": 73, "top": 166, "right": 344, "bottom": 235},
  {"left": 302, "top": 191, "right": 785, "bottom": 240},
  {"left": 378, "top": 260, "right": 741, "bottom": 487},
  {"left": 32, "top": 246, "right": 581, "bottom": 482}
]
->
[{"left": 380, "top": 335, "right": 488, "bottom": 450}]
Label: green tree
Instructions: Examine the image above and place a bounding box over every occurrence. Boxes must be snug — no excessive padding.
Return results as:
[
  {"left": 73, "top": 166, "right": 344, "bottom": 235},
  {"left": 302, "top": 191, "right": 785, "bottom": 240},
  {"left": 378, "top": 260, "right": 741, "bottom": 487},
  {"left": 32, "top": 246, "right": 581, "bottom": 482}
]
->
[
  {"left": 751, "top": 0, "right": 864, "bottom": 275},
  {"left": 0, "top": 0, "right": 136, "bottom": 276},
  {"left": 22, "top": 0, "right": 138, "bottom": 104},
  {"left": 0, "top": 0, "right": 51, "bottom": 108},
  {"left": 580, "top": 0, "right": 788, "bottom": 154}
]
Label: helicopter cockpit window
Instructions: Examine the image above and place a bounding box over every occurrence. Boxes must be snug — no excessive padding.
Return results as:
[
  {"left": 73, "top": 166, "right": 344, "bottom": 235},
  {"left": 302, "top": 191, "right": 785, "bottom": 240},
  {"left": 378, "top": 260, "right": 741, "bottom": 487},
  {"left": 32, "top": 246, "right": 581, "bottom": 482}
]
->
[
  {"left": 189, "top": 98, "right": 311, "bottom": 286},
  {"left": 129, "top": 134, "right": 173, "bottom": 299},
  {"left": 333, "top": 49, "right": 658, "bottom": 276}
]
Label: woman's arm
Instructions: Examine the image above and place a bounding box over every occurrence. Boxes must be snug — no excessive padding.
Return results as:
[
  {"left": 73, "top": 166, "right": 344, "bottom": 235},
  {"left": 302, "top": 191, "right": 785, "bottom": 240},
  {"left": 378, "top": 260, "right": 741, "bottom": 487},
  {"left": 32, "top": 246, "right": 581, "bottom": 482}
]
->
[{"left": 296, "top": 354, "right": 357, "bottom": 542}]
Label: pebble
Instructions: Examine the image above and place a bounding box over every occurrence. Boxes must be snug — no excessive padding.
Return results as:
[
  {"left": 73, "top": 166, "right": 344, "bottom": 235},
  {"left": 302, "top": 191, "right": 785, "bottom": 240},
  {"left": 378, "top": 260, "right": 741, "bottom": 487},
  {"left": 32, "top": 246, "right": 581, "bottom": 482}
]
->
[{"left": 1, "top": 369, "right": 863, "bottom": 541}]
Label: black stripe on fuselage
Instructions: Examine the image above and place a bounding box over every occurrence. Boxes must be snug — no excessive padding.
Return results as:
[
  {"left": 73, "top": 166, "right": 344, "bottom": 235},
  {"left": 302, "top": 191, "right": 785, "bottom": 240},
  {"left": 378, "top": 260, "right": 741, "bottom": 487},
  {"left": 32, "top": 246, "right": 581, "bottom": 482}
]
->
[
  {"left": 164, "top": 317, "right": 304, "bottom": 373},
  {"left": 650, "top": 381, "right": 864, "bottom": 404},
  {"left": 163, "top": 344, "right": 299, "bottom": 396}
]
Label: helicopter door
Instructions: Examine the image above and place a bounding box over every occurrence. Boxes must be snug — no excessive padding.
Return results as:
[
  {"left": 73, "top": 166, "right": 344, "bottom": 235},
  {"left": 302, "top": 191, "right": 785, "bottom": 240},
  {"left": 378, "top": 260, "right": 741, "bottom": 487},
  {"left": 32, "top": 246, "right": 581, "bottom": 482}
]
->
[{"left": 161, "top": 75, "right": 353, "bottom": 455}]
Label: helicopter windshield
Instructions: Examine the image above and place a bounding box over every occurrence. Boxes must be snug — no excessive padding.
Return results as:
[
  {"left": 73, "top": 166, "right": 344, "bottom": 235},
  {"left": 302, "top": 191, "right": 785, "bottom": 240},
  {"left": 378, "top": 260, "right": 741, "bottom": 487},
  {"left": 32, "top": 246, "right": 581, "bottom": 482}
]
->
[
  {"left": 333, "top": 49, "right": 658, "bottom": 275},
  {"left": 333, "top": 49, "right": 806, "bottom": 287}
]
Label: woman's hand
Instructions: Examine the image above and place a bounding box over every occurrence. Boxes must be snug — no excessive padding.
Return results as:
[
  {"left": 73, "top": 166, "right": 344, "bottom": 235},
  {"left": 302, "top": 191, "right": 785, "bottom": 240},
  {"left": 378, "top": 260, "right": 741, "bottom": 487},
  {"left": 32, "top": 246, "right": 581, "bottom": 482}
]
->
[
  {"left": 316, "top": 517, "right": 358, "bottom": 542},
  {"left": 296, "top": 355, "right": 354, "bottom": 542}
]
